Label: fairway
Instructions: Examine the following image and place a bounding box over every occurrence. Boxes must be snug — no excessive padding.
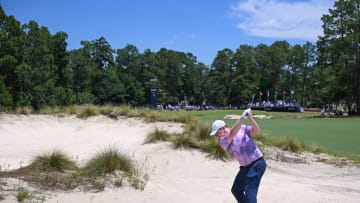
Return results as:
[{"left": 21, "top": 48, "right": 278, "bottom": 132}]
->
[{"left": 255, "top": 118, "right": 360, "bottom": 159}]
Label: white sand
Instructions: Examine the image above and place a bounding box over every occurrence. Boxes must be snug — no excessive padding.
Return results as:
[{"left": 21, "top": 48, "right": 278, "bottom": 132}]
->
[{"left": 1, "top": 114, "right": 360, "bottom": 203}]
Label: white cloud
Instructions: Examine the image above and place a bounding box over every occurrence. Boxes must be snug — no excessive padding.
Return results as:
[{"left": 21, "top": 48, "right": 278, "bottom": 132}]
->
[{"left": 231, "top": 0, "right": 335, "bottom": 41}]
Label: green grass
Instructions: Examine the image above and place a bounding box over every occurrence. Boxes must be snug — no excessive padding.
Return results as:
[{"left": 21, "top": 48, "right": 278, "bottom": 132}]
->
[
  {"left": 16, "top": 187, "right": 33, "bottom": 202},
  {"left": 256, "top": 118, "right": 360, "bottom": 160},
  {"left": 193, "top": 110, "right": 360, "bottom": 161}
]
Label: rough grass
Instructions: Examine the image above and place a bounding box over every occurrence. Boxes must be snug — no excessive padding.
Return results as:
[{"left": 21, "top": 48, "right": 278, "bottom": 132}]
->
[
  {"left": 5, "top": 104, "right": 358, "bottom": 161},
  {"left": 82, "top": 147, "right": 134, "bottom": 176},
  {"left": 198, "top": 139, "right": 232, "bottom": 161},
  {"left": 1, "top": 147, "right": 146, "bottom": 200},
  {"left": 76, "top": 104, "right": 100, "bottom": 118},
  {"left": 144, "top": 121, "right": 230, "bottom": 161},
  {"left": 15, "top": 106, "right": 32, "bottom": 115},
  {"left": 16, "top": 187, "right": 33, "bottom": 202},
  {"left": 144, "top": 118, "right": 329, "bottom": 162},
  {"left": 170, "top": 134, "right": 199, "bottom": 150},
  {"left": 29, "top": 150, "right": 78, "bottom": 172},
  {"left": 143, "top": 128, "right": 172, "bottom": 144}
]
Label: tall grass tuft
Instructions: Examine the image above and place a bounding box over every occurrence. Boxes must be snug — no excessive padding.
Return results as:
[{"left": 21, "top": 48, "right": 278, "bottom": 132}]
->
[
  {"left": 30, "top": 150, "right": 77, "bottom": 172},
  {"left": 310, "top": 145, "right": 325, "bottom": 154},
  {"left": 143, "top": 111, "right": 162, "bottom": 122},
  {"left": 199, "top": 139, "right": 232, "bottom": 161},
  {"left": 143, "top": 128, "right": 172, "bottom": 144},
  {"left": 275, "top": 136, "right": 304, "bottom": 153},
  {"left": 82, "top": 147, "right": 134, "bottom": 176},
  {"left": 16, "top": 187, "right": 33, "bottom": 202},
  {"left": 16, "top": 106, "right": 32, "bottom": 115},
  {"left": 76, "top": 104, "right": 99, "bottom": 118},
  {"left": 195, "top": 122, "right": 212, "bottom": 140},
  {"left": 66, "top": 105, "right": 78, "bottom": 114},
  {"left": 182, "top": 119, "right": 211, "bottom": 141},
  {"left": 115, "top": 104, "right": 133, "bottom": 116},
  {"left": 98, "top": 105, "right": 114, "bottom": 115},
  {"left": 39, "top": 106, "right": 63, "bottom": 114},
  {"left": 170, "top": 134, "right": 198, "bottom": 150},
  {"left": 173, "top": 112, "right": 195, "bottom": 123}
]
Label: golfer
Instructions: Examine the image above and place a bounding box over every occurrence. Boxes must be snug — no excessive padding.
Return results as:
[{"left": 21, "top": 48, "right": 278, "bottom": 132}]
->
[{"left": 210, "top": 108, "right": 266, "bottom": 203}]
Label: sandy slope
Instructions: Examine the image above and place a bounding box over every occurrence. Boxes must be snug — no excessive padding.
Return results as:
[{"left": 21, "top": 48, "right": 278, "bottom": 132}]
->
[{"left": 0, "top": 114, "right": 359, "bottom": 203}]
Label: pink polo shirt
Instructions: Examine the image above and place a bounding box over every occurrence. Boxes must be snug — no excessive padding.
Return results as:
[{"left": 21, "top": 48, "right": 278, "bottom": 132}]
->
[{"left": 218, "top": 124, "right": 263, "bottom": 166}]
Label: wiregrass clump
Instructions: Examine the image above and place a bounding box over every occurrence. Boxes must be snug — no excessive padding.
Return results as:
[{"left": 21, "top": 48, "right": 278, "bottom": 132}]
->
[
  {"left": 144, "top": 121, "right": 231, "bottom": 161},
  {"left": 15, "top": 106, "right": 32, "bottom": 115},
  {"left": 76, "top": 104, "right": 100, "bottom": 118},
  {"left": 143, "top": 128, "right": 172, "bottom": 144},
  {"left": 274, "top": 136, "right": 305, "bottom": 153},
  {"left": 183, "top": 120, "right": 211, "bottom": 141},
  {"left": 143, "top": 111, "right": 162, "bottom": 122},
  {"left": 82, "top": 147, "right": 134, "bottom": 176},
  {"left": 198, "top": 139, "right": 232, "bottom": 161},
  {"left": 30, "top": 150, "right": 77, "bottom": 172},
  {"left": 81, "top": 147, "right": 146, "bottom": 191},
  {"left": 1, "top": 147, "right": 147, "bottom": 196},
  {"left": 16, "top": 187, "right": 33, "bottom": 202},
  {"left": 171, "top": 134, "right": 199, "bottom": 150}
]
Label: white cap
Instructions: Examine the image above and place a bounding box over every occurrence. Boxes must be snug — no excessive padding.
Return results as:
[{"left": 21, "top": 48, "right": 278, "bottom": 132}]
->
[{"left": 209, "top": 120, "right": 226, "bottom": 136}]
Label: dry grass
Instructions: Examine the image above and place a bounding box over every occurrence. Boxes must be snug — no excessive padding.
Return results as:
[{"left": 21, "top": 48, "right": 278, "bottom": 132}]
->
[
  {"left": 143, "top": 128, "right": 172, "bottom": 144},
  {"left": 1, "top": 147, "right": 147, "bottom": 200}
]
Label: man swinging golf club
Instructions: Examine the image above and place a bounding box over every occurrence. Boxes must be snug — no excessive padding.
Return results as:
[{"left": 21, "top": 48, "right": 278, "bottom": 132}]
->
[{"left": 210, "top": 108, "right": 266, "bottom": 203}]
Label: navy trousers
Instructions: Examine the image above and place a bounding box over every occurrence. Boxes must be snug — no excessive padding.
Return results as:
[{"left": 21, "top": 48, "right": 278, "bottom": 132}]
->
[{"left": 231, "top": 158, "right": 266, "bottom": 203}]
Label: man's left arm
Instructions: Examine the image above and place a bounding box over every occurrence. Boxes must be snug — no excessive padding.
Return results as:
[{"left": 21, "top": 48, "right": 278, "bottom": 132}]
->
[{"left": 248, "top": 114, "right": 261, "bottom": 135}]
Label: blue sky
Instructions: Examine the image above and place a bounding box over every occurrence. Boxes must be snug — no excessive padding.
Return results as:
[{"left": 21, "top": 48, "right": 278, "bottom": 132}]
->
[{"left": 1, "top": 0, "right": 335, "bottom": 65}]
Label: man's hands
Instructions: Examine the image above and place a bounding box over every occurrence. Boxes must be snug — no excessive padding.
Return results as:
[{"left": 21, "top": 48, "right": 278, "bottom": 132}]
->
[{"left": 242, "top": 108, "right": 252, "bottom": 119}]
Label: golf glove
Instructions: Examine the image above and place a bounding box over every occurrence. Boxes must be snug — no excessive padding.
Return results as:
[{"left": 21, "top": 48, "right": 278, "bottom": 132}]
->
[{"left": 242, "top": 108, "right": 251, "bottom": 119}]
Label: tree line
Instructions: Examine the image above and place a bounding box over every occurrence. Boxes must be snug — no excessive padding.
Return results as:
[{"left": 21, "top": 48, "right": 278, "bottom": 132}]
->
[{"left": 0, "top": 0, "right": 359, "bottom": 114}]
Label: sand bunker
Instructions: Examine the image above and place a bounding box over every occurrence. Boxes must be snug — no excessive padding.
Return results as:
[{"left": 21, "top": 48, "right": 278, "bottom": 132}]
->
[{"left": 0, "top": 114, "right": 359, "bottom": 203}]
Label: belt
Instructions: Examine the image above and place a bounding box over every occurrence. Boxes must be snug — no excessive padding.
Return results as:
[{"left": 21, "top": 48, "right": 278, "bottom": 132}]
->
[{"left": 243, "top": 157, "right": 264, "bottom": 168}]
